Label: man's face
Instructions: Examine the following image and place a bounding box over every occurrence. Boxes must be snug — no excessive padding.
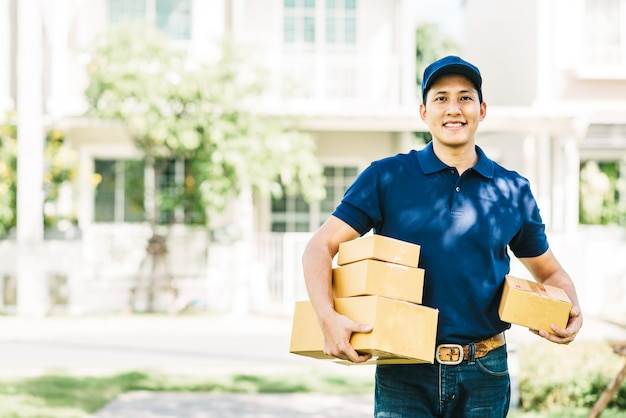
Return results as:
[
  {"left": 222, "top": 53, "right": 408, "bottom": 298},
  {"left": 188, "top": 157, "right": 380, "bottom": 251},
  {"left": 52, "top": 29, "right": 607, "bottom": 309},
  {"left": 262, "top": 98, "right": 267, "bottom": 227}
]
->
[{"left": 419, "top": 73, "right": 486, "bottom": 149}]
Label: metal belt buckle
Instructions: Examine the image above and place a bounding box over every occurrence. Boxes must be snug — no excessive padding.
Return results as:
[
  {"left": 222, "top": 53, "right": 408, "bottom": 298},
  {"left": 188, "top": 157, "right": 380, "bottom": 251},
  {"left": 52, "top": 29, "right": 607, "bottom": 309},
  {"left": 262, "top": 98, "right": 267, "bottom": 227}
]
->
[{"left": 436, "top": 344, "right": 464, "bottom": 365}]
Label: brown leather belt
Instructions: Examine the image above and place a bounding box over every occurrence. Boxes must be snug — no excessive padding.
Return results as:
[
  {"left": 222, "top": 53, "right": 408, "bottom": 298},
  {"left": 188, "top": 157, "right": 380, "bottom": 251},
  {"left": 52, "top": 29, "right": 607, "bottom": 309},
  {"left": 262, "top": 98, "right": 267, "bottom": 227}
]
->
[{"left": 436, "top": 332, "right": 506, "bottom": 365}]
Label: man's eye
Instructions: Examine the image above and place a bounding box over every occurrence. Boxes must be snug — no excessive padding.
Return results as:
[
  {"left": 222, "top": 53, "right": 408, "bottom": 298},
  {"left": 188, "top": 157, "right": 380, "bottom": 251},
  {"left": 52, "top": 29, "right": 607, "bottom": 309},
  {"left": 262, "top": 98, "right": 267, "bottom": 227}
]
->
[
  {"left": 460, "top": 96, "right": 474, "bottom": 101},
  {"left": 434, "top": 97, "right": 446, "bottom": 102}
]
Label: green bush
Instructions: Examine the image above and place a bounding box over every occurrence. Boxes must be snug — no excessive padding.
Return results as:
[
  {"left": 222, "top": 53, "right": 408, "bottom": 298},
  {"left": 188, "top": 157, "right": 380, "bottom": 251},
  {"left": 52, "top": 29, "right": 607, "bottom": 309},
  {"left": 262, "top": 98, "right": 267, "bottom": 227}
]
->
[{"left": 517, "top": 341, "right": 626, "bottom": 412}]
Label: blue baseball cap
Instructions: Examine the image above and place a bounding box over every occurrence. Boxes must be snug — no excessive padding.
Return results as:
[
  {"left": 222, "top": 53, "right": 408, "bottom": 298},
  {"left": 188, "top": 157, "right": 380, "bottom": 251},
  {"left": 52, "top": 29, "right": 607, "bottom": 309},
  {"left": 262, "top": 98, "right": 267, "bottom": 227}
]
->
[{"left": 421, "top": 56, "right": 483, "bottom": 104}]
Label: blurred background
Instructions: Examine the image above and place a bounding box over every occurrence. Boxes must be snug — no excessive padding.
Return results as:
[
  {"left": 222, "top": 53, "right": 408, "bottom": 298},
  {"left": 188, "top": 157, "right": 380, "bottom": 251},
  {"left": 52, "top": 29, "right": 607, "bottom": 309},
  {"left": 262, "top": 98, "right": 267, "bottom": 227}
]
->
[
  {"left": 1, "top": 0, "right": 626, "bottom": 417},
  {"left": 1, "top": 0, "right": 625, "bottom": 322}
]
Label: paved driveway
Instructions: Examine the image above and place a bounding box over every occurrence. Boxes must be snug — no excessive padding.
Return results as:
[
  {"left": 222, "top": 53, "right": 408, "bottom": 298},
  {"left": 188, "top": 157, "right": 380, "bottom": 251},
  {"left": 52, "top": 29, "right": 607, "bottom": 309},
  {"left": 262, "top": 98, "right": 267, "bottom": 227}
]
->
[{"left": 94, "top": 392, "right": 374, "bottom": 418}]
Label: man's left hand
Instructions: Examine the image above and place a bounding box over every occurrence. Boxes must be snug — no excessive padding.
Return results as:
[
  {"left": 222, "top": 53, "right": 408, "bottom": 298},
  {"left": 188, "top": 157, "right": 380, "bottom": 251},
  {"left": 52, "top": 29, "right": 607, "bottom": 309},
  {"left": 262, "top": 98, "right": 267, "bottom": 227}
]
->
[{"left": 530, "top": 306, "right": 583, "bottom": 344}]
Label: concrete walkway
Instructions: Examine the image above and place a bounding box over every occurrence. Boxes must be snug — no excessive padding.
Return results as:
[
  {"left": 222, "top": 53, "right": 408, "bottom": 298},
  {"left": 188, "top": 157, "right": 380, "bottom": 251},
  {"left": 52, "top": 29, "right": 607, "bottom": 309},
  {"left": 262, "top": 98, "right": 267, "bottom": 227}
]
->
[
  {"left": 0, "top": 313, "right": 623, "bottom": 417},
  {"left": 93, "top": 392, "right": 374, "bottom": 418}
]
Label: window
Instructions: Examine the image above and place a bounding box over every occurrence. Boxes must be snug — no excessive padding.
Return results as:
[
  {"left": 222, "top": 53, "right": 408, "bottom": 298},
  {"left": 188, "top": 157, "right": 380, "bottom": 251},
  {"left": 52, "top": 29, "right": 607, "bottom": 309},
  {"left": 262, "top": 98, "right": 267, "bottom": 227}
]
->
[
  {"left": 156, "top": 0, "right": 191, "bottom": 40},
  {"left": 94, "top": 158, "right": 204, "bottom": 224},
  {"left": 156, "top": 158, "right": 179, "bottom": 224},
  {"left": 583, "top": 0, "right": 626, "bottom": 67},
  {"left": 283, "top": 0, "right": 317, "bottom": 45},
  {"left": 579, "top": 124, "right": 626, "bottom": 225},
  {"left": 325, "top": 0, "right": 357, "bottom": 45},
  {"left": 108, "top": 0, "right": 191, "bottom": 40},
  {"left": 580, "top": 159, "right": 626, "bottom": 225},
  {"left": 94, "top": 160, "right": 145, "bottom": 223},
  {"left": 270, "top": 164, "right": 359, "bottom": 232},
  {"left": 109, "top": 0, "right": 146, "bottom": 23},
  {"left": 271, "top": 192, "right": 311, "bottom": 232},
  {"left": 283, "top": 0, "right": 357, "bottom": 46},
  {"left": 320, "top": 165, "right": 358, "bottom": 216},
  {"left": 282, "top": 0, "right": 358, "bottom": 100}
]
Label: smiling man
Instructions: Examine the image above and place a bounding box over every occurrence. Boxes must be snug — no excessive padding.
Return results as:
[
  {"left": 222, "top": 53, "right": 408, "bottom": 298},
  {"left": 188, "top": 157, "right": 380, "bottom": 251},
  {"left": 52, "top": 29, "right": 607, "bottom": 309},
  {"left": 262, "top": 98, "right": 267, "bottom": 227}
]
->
[{"left": 301, "top": 56, "right": 583, "bottom": 417}]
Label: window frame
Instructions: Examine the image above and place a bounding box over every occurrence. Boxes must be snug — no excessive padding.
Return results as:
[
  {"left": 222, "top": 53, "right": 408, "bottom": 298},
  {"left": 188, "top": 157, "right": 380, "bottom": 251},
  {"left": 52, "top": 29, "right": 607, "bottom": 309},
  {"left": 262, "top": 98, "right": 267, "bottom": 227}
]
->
[
  {"left": 269, "top": 163, "right": 360, "bottom": 233},
  {"left": 580, "top": 0, "right": 626, "bottom": 76},
  {"left": 93, "top": 156, "right": 201, "bottom": 225},
  {"left": 281, "top": 0, "right": 359, "bottom": 100},
  {"left": 107, "top": 0, "right": 192, "bottom": 41}
]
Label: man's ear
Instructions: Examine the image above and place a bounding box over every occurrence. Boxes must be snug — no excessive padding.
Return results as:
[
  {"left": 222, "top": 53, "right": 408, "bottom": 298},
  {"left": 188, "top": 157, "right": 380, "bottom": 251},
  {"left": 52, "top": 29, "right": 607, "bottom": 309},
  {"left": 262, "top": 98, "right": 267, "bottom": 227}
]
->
[
  {"left": 419, "top": 103, "right": 427, "bottom": 122},
  {"left": 479, "top": 101, "right": 487, "bottom": 121}
]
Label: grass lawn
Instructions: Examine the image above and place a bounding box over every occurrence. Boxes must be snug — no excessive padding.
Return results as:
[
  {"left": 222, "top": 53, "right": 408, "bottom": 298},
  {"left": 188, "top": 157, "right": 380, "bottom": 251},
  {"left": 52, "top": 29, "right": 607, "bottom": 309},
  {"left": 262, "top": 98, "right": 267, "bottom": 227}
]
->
[{"left": 0, "top": 371, "right": 375, "bottom": 418}]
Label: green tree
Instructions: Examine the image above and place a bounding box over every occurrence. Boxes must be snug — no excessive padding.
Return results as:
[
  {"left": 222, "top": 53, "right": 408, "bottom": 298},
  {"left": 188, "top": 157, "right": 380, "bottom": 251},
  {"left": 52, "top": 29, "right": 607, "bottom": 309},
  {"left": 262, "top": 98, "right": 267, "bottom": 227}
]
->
[
  {"left": 414, "top": 22, "right": 460, "bottom": 145},
  {"left": 415, "top": 22, "right": 460, "bottom": 94},
  {"left": 84, "top": 24, "right": 325, "bottom": 310},
  {"left": 579, "top": 160, "right": 626, "bottom": 225},
  {"left": 0, "top": 114, "right": 77, "bottom": 237},
  {"left": 0, "top": 117, "right": 17, "bottom": 236},
  {"left": 84, "top": 23, "right": 325, "bottom": 228}
]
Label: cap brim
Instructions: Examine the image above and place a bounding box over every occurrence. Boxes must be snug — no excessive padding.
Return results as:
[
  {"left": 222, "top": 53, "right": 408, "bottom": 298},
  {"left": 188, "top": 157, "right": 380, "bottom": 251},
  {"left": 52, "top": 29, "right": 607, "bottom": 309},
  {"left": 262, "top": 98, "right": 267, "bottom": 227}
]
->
[{"left": 424, "top": 64, "right": 482, "bottom": 95}]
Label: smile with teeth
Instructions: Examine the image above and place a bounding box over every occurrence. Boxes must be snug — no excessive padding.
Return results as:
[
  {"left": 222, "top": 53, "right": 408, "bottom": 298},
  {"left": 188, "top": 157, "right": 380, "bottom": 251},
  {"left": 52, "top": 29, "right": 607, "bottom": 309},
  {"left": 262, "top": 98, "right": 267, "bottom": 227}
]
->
[{"left": 444, "top": 122, "right": 465, "bottom": 129}]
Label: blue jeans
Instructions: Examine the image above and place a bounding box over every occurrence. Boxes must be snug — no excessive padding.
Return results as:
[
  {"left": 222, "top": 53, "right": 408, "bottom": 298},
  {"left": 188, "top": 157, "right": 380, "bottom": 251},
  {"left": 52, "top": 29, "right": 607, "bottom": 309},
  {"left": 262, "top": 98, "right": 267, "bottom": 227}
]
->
[{"left": 374, "top": 345, "right": 510, "bottom": 417}]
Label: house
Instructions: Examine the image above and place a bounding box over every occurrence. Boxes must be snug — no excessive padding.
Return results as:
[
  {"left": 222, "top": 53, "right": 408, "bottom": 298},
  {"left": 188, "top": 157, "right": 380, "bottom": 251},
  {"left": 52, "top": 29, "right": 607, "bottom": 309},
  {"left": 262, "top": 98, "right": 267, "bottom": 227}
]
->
[
  {"left": 0, "top": 0, "right": 420, "bottom": 315},
  {"left": 0, "top": 0, "right": 624, "bottom": 318}
]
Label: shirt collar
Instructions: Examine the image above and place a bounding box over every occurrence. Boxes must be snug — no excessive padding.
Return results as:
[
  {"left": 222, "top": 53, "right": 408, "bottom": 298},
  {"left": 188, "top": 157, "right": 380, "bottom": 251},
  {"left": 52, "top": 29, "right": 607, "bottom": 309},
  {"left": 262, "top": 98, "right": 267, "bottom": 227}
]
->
[{"left": 417, "top": 141, "right": 495, "bottom": 179}]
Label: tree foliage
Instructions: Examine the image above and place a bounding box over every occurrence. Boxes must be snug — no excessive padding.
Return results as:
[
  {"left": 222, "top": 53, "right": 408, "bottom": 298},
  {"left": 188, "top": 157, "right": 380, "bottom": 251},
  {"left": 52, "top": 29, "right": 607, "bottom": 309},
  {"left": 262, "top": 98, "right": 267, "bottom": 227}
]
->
[
  {"left": 0, "top": 117, "right": 17, "bottom": 236},
  {"left": 0, "top": 113, "right": 77, "bottom": 237},
  {"left": 415, "top": 23, "right": 460, "bottom": 93},
  {"left": 579, "top": 160, "right": 626, "bottom": 225},
  {"left": 84, "top": 24, "right": 325, "bottom": 225},
  {"left": 413, "top": 22, "right": 461, "bottom": 145}
]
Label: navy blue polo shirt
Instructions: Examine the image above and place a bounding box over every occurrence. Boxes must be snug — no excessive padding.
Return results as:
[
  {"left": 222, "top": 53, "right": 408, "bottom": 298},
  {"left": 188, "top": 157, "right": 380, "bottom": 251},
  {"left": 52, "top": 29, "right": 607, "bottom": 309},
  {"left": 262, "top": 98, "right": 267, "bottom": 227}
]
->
[{"left": 332, "top": 142, "right": 549, "bottom": 344}]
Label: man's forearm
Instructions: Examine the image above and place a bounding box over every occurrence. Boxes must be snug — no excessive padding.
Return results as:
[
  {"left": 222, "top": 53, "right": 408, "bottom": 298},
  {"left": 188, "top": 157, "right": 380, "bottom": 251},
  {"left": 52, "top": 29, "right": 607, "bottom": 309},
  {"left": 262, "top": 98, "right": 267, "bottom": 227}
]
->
[{"left": 302, "top": 240, "right": 336, "bottom": 322}]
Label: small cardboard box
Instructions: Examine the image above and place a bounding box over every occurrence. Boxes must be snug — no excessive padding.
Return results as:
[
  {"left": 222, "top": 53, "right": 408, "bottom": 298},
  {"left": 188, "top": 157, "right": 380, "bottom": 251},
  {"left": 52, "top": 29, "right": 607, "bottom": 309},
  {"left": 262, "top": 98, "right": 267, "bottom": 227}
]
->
[
  {"left": 333, "top": 259, "right": 424, "bottom": 304},
  {"left": 498, "top": 275, "right": 572, "bottom": 334},
  {"left": 289, "top": 296, "right": 438, "bottom": 365},
  {"left": 337, "top": 234, "right": 420, "bottom": 268}
]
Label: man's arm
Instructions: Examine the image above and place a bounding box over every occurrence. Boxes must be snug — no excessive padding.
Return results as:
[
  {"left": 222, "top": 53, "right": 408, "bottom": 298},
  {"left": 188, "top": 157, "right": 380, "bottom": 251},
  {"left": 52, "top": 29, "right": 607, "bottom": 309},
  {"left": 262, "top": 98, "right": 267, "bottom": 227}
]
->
[
  {"left": 519, "top": 248, "right": 583, "bottom": 344},
  {"left": 302, "top": 215, "right": 373, "bottom": 362}
]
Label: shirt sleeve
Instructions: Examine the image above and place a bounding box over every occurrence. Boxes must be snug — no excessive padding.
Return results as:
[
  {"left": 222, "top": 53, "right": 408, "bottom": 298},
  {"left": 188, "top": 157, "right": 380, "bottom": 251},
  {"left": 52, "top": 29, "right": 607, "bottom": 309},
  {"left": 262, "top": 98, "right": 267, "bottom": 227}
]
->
[
  {"left": 332, "top": 161, "right": 383, "bottom": 235},
  {"left": 508, "top": 180, "right": 550, "bottom": 258}
]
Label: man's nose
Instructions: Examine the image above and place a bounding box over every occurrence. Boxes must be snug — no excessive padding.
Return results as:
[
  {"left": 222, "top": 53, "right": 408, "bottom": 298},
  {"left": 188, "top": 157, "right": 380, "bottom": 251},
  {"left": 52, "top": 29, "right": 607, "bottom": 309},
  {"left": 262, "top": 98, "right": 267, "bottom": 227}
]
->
[{"left": 445, "top": 101, "right": 461, "bottom": 114}]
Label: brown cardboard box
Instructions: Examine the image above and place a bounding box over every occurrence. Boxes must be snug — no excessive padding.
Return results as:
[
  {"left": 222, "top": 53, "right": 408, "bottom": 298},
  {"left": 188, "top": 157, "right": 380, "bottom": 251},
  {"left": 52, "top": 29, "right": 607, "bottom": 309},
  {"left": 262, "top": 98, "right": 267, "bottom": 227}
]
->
[
  {"left": 498, "top": 275, "right": 572, "bottom": 334},
  {"left": 337, "top": 234, "right": 420, "bottom": 268},
  {"left": 290, "top": 296, "right": 438, "bottom": 365},
  {"left": 333, "top": 259, "right": 424, "bottom": 304}
]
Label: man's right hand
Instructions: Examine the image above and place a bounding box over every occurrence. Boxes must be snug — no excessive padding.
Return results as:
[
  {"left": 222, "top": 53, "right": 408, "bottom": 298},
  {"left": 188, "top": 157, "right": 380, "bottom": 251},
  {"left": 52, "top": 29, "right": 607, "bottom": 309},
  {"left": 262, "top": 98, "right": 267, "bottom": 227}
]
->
[{"left": 320, "top": 310, "right": 373, "bottom": 363}]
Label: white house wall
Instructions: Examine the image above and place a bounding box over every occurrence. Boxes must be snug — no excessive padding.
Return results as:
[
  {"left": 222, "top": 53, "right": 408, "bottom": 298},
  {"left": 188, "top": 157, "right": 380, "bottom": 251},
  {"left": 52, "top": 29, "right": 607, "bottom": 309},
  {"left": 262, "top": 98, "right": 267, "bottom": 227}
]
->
[
  {"left": 315, "top": 131, "right": 403, "bottom": 166},
  {"left": 464, "top": 0, "right": 538, "bottom": 107},
  {"left": 0, "top": 0, "right": 13, "bottom": 112}
]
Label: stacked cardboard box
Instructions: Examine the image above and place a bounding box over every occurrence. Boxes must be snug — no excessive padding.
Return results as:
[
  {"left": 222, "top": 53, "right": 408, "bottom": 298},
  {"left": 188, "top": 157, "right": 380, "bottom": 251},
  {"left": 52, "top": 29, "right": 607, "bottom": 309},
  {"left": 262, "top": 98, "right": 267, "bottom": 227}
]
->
[
  {"left": 290, "top": 234, "right": 439, "bottom": 365},
  {"left": 498, "top": 274, "right": 572, "bottom": 334}
]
